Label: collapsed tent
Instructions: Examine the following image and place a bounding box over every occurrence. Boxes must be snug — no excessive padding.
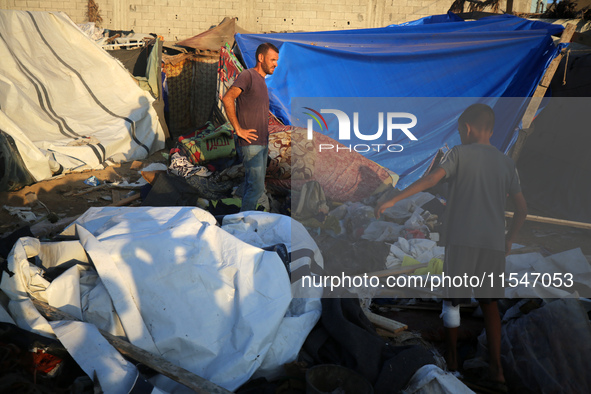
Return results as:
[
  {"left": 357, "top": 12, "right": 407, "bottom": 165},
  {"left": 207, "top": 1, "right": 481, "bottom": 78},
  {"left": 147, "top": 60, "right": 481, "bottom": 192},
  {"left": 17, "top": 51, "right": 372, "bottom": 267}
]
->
[
  {"left": 176, "top": 17, "right": 250, "bottom": 52},
  {"left": 0, "top": 10, "right": 166, "bottom": 190},
  {"left": 234, "top": 14, "right": 565, "bottom": 187},
  {"left": 0, "top": 207, "right": 322, "bottom": 391}
]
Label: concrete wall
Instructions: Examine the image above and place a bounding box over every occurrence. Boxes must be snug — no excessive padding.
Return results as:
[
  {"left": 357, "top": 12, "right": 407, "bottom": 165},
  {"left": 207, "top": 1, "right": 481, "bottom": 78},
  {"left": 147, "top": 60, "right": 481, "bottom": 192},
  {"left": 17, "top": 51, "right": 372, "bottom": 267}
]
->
[{"left": 0, "top": 0, "right": 535, "bottom": 41}]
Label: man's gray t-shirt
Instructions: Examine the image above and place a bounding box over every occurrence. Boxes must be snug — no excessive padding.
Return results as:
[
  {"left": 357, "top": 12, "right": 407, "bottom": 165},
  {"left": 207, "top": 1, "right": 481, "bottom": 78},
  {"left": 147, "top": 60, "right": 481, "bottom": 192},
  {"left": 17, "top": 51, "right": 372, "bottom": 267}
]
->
[
  {"left": 438, "top": 144, "right": 521, "bottom": 251},
  {"left": 232, "top": 68, "right": 269, "bottom": 147}
]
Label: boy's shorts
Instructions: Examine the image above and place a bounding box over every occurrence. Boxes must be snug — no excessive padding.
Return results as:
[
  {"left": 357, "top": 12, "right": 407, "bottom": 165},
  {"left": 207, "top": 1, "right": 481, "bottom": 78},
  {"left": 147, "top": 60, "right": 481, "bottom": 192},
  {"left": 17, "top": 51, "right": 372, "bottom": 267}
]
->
[{"left": 444, "top": 244, "right": 506, "bottom": 305}]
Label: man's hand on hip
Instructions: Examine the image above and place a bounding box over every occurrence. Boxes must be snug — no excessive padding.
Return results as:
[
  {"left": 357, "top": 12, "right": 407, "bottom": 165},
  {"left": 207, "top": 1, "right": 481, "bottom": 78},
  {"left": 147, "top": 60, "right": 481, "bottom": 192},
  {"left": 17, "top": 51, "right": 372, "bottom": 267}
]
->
[{"left": 236, "top": 128, "right": 257, "bottom": 143}]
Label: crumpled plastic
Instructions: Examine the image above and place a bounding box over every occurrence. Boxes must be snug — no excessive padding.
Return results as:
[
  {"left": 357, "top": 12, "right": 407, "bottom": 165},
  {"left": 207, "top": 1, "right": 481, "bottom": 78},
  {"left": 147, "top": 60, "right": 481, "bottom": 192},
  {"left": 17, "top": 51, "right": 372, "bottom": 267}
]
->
[{"left": 385, "top": 237, "right": 445, "bottom": 270}]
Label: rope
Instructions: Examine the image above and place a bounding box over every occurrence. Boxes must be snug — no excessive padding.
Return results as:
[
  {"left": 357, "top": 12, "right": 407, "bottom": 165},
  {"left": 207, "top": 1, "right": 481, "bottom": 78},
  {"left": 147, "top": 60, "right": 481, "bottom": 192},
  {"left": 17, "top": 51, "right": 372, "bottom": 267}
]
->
[{"left": 562, "top": 49, "right": 570, "bottom": 86}]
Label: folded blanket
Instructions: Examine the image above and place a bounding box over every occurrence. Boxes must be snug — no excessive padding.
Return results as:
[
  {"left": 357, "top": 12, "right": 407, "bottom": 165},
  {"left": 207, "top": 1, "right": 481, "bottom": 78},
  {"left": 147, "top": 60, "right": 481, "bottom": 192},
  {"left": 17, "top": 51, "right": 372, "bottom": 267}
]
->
[{"left": 178, "top": 122, "right": 236, "bottom": 164}]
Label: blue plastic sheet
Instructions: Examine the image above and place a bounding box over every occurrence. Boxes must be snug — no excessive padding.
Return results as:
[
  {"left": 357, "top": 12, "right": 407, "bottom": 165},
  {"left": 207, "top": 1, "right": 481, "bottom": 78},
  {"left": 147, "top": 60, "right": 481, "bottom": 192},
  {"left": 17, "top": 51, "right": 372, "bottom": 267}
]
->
[{"left": 235, "top": 15, "right": 564, "bottom": 187}]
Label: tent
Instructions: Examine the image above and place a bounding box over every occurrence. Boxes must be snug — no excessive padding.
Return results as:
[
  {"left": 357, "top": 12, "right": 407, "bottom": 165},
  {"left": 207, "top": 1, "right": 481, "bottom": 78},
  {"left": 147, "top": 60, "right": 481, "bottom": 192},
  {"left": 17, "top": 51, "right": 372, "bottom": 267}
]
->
[
  {"left": 234, "top": 14, "right": 565, "bottom": 188},
  {"left": 0, "top": 10, "right": 166, "bottom": 191},
  {"left": 176, "top": 16, "right": 250, "bottom": 53}
]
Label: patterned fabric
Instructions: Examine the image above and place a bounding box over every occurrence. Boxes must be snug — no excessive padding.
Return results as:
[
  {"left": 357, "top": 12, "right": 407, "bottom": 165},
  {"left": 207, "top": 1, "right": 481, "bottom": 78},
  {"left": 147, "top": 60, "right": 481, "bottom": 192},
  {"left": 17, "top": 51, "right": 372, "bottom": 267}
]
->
[
  {"left": 267, "top": 131, "right": 395, "bottom": 202},
  {"left": 177, "top": 122, "right": 236, "bottom": 165},
  {"left": 169, "top": 152, "right": 212, "bottom": 178},
  {"left": 267, "top": 124, "right": 315, "bottom": 181},
  {"left": 216, "top": 44, "right": 244, "bottom": 120}
]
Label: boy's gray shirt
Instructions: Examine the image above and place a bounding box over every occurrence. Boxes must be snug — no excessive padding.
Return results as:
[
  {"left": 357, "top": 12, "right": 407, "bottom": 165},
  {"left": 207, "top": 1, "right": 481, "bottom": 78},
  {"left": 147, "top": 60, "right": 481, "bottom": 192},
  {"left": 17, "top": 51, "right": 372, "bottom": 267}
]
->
[{"left": 438, "top": 143, "right": 521, "bottom": 251}]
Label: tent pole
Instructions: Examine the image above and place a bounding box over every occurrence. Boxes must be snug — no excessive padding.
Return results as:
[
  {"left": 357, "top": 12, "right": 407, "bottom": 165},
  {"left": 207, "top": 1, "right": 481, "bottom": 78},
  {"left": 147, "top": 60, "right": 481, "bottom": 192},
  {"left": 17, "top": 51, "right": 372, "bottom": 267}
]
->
[
  {"left": 510, "top": 24, "right": 576, "bottom": 163},
  {"left": 506, "top": 0, "right": 514, "bottom": 14},
  {"left": 505, "top": 211, "right": 591, "bottom": 230}
]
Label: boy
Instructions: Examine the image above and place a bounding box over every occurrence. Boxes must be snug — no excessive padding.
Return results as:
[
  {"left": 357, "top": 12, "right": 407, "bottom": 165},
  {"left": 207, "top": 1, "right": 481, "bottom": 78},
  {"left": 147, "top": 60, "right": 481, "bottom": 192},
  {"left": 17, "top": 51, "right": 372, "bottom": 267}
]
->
[{"left": 376, "top": 104, "right": 527, "bottom": 389}]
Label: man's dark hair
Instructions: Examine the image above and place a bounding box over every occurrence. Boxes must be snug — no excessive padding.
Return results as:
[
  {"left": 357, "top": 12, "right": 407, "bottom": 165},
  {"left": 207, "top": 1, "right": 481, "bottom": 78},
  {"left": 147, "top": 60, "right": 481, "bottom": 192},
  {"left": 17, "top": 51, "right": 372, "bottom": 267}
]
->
[
  {"left": 459, "top": 103, "right": 495, "bottom": 132},
  {"left": 255, "top": 43, "right": 279, "bottom": 61}
]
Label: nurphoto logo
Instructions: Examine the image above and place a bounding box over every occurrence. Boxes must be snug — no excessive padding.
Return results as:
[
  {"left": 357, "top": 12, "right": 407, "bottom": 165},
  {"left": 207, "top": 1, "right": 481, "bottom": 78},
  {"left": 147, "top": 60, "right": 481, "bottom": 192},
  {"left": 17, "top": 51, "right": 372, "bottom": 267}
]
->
[{"left": 303, "top": 107, "right": 418, "bottom": 153}]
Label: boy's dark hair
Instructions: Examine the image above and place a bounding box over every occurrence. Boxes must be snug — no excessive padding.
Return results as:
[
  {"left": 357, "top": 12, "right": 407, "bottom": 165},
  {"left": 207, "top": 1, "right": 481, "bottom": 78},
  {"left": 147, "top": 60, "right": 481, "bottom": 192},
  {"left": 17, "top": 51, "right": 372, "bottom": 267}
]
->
[
  {"left": 459, "top": 103, "right": 495, "bottom": 132},
  {"left": 255, "top": 43, "right": 279, "bottom": 61}
]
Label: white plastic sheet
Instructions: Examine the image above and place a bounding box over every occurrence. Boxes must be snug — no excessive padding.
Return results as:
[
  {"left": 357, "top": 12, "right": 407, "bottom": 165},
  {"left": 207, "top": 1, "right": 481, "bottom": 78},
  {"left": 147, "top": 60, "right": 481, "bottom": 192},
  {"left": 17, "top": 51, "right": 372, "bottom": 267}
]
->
[
  {"left": 505, "top": 248, "right": 591, "bottom": 298},
  {"left": 221, "top": 212, "right": 322, "bottom": 379},
  {"left": 403, "top": 364, "right": 474, "bottom": 394},
  {"left": 50, "top": 320, "right": 139, "bottom": 394},
  {"left": 1, "top": 207, "right": 321, "bottom": 392}
]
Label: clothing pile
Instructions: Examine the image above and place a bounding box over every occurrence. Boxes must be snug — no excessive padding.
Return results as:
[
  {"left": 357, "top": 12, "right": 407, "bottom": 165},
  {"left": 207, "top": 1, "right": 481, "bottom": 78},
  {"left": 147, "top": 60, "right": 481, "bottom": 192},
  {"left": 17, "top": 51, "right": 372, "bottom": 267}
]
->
[
  {"left": 293, "top": 181, "right": 446, "bottom": 293},
  {"left": 140, "top": 121, "right": 261, "bottom": 214}
]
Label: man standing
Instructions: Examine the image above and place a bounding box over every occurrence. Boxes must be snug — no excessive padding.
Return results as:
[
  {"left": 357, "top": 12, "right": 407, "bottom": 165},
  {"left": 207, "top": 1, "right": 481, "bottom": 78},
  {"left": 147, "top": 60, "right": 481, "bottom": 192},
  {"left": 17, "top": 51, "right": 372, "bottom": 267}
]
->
[{"left": 222, "top": 43, "right": 279, "bottom": 211}]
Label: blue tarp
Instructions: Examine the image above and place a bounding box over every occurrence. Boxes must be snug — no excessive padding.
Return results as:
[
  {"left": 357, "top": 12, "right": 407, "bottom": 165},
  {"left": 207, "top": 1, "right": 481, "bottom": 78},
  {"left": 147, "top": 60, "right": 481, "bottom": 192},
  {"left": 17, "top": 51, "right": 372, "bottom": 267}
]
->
[
  {"left": 390, "top": 11, "right": 464, "bottom": 26},
  {"left": 234, "top": 15, "right": 564, "bottom": 188}
]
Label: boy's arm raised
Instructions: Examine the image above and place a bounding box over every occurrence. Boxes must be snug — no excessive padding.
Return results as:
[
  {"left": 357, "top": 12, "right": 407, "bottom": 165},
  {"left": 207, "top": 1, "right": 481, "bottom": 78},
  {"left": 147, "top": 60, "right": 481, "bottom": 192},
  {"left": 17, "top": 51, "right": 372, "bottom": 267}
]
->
[
  {"left": 376, "top": 167, "right": 446, "bottom": 218},
  {"left": 505, "top": 192, "right": 528, "bottom": 256}
]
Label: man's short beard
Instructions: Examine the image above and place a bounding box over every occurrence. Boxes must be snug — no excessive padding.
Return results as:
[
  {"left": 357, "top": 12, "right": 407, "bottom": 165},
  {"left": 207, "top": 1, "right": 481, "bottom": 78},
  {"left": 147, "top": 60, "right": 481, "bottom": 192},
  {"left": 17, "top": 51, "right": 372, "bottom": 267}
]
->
[{"left": 262, "top": 63, "right": 274, "bottom": 75}]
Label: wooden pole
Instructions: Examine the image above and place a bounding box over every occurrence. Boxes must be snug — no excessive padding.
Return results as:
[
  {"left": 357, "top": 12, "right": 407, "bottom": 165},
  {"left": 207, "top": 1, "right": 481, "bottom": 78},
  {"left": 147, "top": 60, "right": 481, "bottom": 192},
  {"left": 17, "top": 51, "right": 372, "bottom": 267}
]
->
[
  {"left": 505, "top": 211, "right": 591, "bottom": 230},
  {"left": 362, "top": 308, "right": 408, "bottom": 334},
  {"left": 110, "top": 192, "right": 141, "bottom": 207},
  {"left": 511, "top": 24, "right": 576, "bottom": 163},
  {"left": 32, "top": 298, "right": 233, "bottom": 394},
  {"left": 506, "top": 0, "right": 514, "bottom": 14}
]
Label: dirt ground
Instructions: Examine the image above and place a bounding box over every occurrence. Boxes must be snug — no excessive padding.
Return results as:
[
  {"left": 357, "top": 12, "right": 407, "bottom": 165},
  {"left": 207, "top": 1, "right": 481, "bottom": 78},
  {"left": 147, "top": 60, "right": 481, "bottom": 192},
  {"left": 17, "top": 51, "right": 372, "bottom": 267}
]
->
[{"left": 0, "top": 150, "right": 169, "bottom": 236}]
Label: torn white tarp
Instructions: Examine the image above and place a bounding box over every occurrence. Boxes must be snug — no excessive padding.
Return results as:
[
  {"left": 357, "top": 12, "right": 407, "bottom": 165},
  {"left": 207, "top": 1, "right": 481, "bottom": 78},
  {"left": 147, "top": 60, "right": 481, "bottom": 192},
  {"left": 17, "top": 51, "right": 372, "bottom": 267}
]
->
[
  {"left": 221, "top": 212, "right": 323, "bottom": 380},
  {"left": 0, "top": 10, "right": 165, "bottom": 180},
  {"left": 50, "top": 320, "right": 140, "bottom": 394},
  {"left": 505, "top": 248, "right": 591, "bottom": 298},
  {"left": 403, "top": 364, "right": 474, "bottom": 394},
  {"left": 1, "top": 207, "right": 321, "bottom": 392}
]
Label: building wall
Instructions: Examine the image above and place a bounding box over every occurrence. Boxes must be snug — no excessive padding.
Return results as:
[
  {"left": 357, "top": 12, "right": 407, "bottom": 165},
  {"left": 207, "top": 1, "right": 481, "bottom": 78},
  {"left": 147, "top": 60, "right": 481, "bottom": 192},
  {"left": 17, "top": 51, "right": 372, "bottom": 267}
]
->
[{"left": 0, "top": 0, "right": 534, "bottom": 41}]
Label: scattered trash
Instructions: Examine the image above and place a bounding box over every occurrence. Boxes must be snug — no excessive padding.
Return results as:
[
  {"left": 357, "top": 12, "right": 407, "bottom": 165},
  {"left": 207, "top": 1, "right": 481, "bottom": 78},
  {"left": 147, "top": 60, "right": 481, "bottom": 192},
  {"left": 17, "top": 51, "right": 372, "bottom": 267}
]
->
[
  {"left": 124, "top": 191, "right": 137, "bottom": 198},
  {"left": 83, "top": 176, "right": 100, "bottom": 187},
  {"left": 130, "top": 161, "right": 144, "bottom": 170},
  {"left": 3, "top": 205, "right": 38, "bottom": 222},
  {"left": 140, "top": 163, "right": 168, "bottom": 173},
  {"left": 533, "top": 229, "right": 558, "bottom": 237}
]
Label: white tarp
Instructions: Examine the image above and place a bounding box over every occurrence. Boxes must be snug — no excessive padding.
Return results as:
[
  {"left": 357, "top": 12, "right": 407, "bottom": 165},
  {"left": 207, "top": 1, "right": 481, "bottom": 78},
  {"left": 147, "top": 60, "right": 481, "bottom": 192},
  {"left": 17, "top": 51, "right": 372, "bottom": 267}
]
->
[
  {"left": 50, "top": 320, "right": 140, "bottom": 394},
  {"left": 0, "top": 10, "right": 166, "bottom": 180},
  {"left": 1, "top": 207, "right": 322, "bottom": 392},
  {"left": 221, "top": 212, "right": 323, "bottom": 379},
  {"left": 403, "top": 364, "right": 474, "bottom": 394}
]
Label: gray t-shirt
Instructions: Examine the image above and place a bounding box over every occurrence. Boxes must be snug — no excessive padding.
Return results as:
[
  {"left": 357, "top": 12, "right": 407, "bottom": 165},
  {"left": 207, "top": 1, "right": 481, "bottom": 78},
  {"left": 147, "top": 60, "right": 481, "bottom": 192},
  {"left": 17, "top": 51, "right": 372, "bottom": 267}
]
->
[
  {"left": 438, "top": 143, "right": 521, "bottom": 251},
  {"left": 232, "top": 68, "right": 269, "bottom": 147}
]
